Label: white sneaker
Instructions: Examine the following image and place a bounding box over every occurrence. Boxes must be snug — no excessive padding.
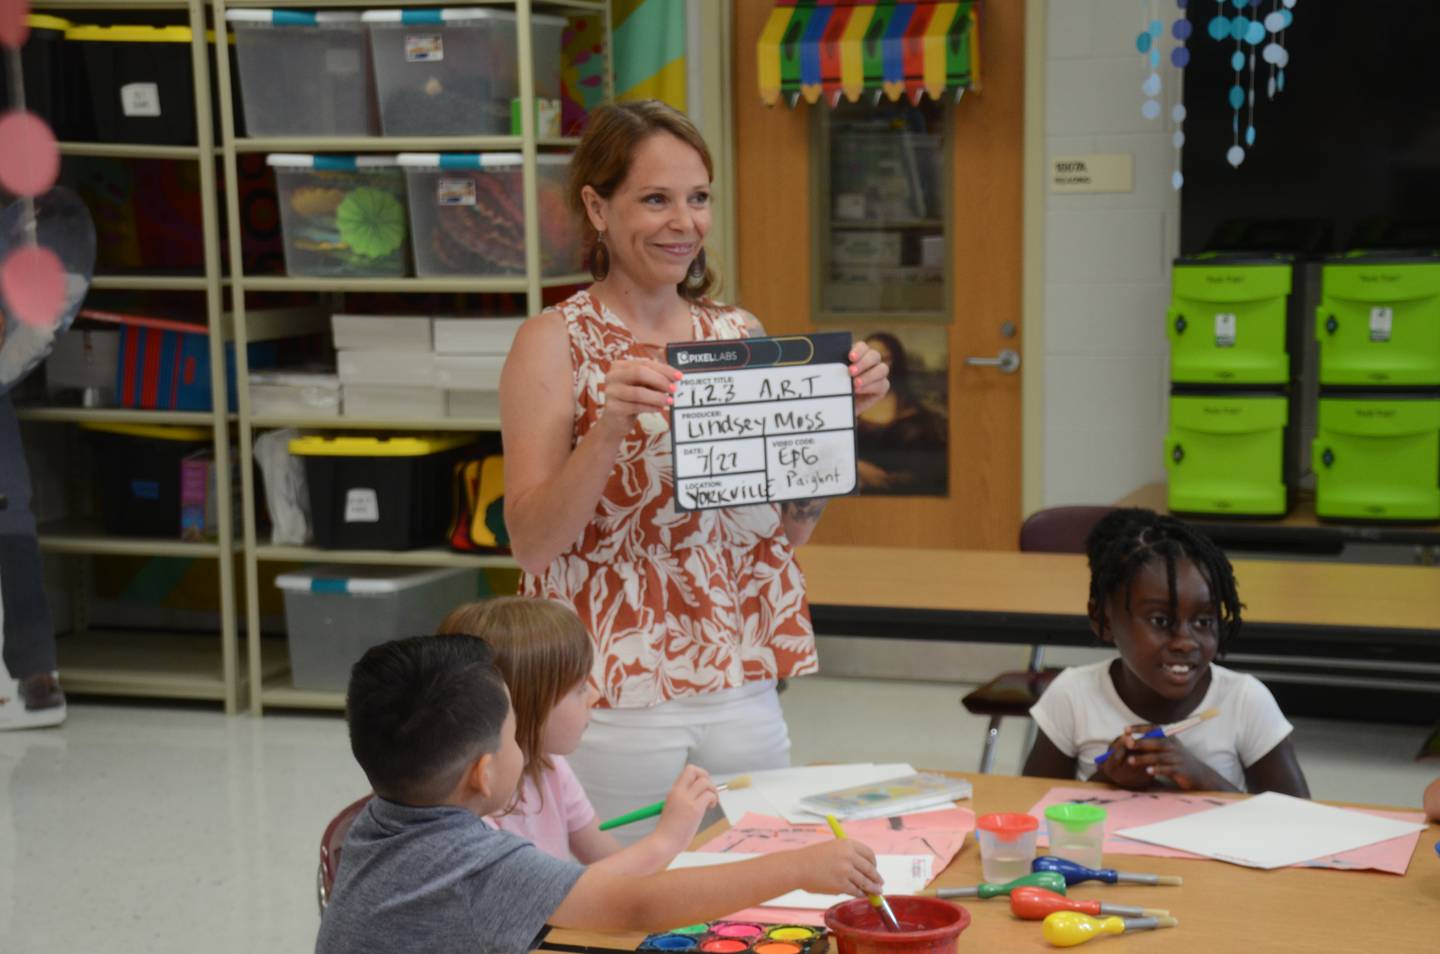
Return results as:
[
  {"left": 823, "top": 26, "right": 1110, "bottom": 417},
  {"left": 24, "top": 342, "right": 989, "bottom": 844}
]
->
[{"left": 0, "top": 672, "right": 66, "bottom": 730}]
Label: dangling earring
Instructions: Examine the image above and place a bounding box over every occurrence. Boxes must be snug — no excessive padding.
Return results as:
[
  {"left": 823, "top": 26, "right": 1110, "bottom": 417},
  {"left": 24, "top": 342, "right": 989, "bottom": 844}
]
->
[
  {"left": 686, "top": 247, "right": 707, "bottom": 287},
  {"left": 590, "top": 232, "right": 610, "bottom": 282}
]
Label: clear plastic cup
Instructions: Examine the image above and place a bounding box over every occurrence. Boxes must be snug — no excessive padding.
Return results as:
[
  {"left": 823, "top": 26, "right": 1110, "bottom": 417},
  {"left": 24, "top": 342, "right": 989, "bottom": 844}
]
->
[
  {"left": 1045, "top": 803, "right": 1107, "bottom": 870},
  {"left": 975, "top": 812, "right": 1040, "bottom": 884}
]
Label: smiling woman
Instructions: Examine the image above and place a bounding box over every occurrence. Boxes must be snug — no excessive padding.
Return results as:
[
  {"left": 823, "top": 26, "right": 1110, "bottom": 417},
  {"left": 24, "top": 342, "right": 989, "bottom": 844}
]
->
[{"left": 496, "top": 101, "right": 891, "bottom": 837}]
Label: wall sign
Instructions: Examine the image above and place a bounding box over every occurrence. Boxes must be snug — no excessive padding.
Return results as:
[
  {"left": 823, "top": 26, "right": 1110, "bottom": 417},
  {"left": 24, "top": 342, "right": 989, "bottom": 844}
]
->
[{"left": 1050, "top": 154, "right": 1134, "bottom": 194}]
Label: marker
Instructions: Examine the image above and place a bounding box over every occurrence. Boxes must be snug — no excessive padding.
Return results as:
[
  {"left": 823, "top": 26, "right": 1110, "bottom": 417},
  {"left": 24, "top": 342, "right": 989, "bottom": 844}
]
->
[
  {"left": 1033, "top": 856, "right": 1183, "bottom": 887},
  {"left": 1042, "top": 911, "right": 1179, "bottom": 948},
  {"left": 597, "top": 776, "right": 750, "bottom": 831},
  {"left": 1094, "top": 708, "right": 1220, "bottom": 765},
  {"left": 825, "top": 814, "right": 901, "bottom": 931}
]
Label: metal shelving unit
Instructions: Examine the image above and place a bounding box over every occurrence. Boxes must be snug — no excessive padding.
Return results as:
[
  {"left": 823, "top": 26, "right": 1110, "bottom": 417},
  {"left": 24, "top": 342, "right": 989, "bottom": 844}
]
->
[
  {"left": 24, "top": 0, "right": 244, "bottom": 710},
  {"left": 209, "top": 0, "right": 612, "bottom": 711}
]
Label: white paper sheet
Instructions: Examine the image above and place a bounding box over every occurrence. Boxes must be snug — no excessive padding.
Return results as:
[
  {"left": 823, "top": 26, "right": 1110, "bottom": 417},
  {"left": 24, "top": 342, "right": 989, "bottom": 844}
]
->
[
  {"left": 1114, "top": 791, "right": 1428, "bottom": 870},
  {"left": 667, "top": 852, "right": 933, "bottom": 909},
  {"left": 718, "top": 763, "right": 918, "bottom": 824}
]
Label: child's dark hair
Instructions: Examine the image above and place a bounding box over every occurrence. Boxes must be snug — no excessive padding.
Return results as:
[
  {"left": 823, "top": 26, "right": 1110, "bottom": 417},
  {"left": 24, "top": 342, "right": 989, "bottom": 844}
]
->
[
  {"left": 346, "top": 634, "right": 510, "bottom": 805},
  {"left": 1085, "top": 508, "right": 1243, "bottom": 651}
]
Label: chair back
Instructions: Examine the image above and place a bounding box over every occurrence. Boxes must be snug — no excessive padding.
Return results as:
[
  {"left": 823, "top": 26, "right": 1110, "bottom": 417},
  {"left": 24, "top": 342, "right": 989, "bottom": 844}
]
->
[
  {"left": 319, "top": 794, "right": 373, "bottom": 911},
  {"left": 1018, "top": 506, "right": 1114, "bottom": 554}
]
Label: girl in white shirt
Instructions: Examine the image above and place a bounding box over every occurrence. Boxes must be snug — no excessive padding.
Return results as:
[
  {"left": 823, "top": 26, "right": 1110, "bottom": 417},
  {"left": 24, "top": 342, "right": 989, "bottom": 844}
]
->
[{"left": 1024, "top": 509, "right": 1310, "bottom": 796}]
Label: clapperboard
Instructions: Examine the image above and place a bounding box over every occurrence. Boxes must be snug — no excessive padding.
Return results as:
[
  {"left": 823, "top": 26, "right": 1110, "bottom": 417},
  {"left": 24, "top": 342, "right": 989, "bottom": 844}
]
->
[{"left": 666, "top": 332, "right": 857, "bottom": 512}]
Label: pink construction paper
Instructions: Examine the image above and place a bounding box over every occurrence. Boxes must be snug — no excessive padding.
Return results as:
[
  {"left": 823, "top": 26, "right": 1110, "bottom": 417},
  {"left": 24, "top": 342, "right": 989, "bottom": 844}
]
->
[
  {"left": 698, "top": 808, "right": 975, "bottom": 926},
  {"left": 1027, "top": 786, "right": 1426, "bottom": 875}
]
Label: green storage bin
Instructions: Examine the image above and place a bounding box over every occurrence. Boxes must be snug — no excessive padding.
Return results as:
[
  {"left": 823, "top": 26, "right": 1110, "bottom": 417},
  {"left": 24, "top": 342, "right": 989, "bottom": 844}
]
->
[
  {"left": 1312, "top": 396, "right": 1440, "bottom": 520},
  {"left": 1168, "top": 257, "right": 1293, "bottom": 385},
  {"left": 1165, "top": 394, "right": 1289, "bottom": 516},
  {"left": 1316, "top": 256, "right": 1440, "bottom": 386}
]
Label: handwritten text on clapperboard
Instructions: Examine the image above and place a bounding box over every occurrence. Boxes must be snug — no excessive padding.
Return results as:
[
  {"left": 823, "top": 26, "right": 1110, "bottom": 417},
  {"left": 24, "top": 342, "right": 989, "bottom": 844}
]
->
[{"left": 667, "top": 333, "right": 857, "bottom": 512}]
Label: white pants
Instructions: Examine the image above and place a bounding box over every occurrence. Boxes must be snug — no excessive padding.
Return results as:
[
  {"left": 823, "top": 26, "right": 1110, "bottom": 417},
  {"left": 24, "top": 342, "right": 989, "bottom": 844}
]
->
[{"left": 568, "top": 681, "right": 792, "bottom": 843}]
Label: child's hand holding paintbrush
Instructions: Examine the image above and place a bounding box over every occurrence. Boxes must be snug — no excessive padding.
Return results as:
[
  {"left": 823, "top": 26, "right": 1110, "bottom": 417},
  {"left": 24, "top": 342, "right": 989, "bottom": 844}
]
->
[{"left": 1095, "top": 709, "right": 1236, "bottom": 792}]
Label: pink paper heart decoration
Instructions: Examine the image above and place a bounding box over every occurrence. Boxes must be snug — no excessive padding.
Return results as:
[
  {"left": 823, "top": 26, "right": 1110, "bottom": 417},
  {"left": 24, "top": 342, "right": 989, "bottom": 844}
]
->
[
  {"left": 1, "top": 243, "right": 66, "bottom": 328},
  {"left": 0, "top": 110, "right": 59, "bottom": 196},
  {"left": 0, "top": 0, "right": 30, "bottom": 49}
]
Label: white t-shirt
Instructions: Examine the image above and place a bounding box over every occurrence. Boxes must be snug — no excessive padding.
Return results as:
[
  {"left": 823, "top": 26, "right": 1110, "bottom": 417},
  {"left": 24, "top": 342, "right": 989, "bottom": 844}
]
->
[{"left": 1029, "top": 660, "right": 1293, "bottom": 791}]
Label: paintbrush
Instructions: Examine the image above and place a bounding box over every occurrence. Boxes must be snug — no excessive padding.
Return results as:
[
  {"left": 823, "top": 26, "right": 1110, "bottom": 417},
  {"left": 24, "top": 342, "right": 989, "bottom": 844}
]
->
[
  {"left": 825, "top": 814, "right": 901, "bottom": 931},
  {"left": 1094, "top": 708, "right": 1220, "bottom": 765},
  {"left": 597, "top": 775, "right": 751, "bottom": 831}
]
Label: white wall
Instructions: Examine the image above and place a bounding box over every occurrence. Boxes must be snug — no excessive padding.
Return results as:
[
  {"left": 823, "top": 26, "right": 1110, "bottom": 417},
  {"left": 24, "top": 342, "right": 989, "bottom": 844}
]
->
[{"left": 1040, "top": 0, "right": 1178, "bottom": 507}]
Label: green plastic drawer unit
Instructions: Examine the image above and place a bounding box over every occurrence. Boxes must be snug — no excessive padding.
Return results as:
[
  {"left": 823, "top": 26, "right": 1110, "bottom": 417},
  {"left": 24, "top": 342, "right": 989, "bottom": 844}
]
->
[
  {"left": 1317, "top": 256, "right": 1440, "bottom": 386},
  {"left": 1165, "top": 394, "right": 1289, "bottom": 516},
  {"left": 1168, "top": 258, "right": 1293, "bottom": 385},
  {"left": 1312, "top": 396, "right": 1440, "bottom": 521}
]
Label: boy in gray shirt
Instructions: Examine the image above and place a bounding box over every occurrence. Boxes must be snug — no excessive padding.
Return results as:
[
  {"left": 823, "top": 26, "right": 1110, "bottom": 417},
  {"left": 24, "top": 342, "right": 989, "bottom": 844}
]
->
[{"left": 318, "top": 633, "right": 884, "bottom": 954}]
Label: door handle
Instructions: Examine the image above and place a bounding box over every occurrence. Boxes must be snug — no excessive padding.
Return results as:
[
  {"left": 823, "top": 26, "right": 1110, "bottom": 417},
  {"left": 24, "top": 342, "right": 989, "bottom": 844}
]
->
[{"left": 964, "top": 348, "right": 1021, "bottom": 374}]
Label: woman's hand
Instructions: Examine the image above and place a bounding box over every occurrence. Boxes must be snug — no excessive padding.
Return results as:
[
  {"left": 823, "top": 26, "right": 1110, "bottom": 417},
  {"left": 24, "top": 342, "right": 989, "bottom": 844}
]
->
[
  {"left": 596, "top": 357, "right": 681, "bottom": 440},
  {"left": 848, "top": 342, "right": 891, "bottom": 417}
]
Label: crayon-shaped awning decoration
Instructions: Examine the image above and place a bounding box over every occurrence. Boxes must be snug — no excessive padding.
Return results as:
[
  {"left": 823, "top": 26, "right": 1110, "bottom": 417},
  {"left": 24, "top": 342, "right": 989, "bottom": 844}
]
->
[{"left": 758, "top": 0, "right": 981, "bottom": 108}]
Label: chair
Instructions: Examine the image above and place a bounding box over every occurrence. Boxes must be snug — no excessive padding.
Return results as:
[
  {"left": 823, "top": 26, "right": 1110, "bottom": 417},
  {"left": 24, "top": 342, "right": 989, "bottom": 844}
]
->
[
  {"left": 961, "top": 506, "right": 1114, "bottom": 773},
  {"left": 317, "top": 794, "right": 373, "bottom": 913}
]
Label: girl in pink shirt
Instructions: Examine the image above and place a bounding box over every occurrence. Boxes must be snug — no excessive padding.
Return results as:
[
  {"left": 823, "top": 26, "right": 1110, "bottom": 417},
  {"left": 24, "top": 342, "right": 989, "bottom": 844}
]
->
[{"left": 440, "top": 597, "right": 717, "bottom": 870}]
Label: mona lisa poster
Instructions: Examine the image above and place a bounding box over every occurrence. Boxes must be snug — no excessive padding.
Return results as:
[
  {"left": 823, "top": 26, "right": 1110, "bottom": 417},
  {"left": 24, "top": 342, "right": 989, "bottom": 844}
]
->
[{"left": 849, "top": 325, "right": 950, "bottom": 497}]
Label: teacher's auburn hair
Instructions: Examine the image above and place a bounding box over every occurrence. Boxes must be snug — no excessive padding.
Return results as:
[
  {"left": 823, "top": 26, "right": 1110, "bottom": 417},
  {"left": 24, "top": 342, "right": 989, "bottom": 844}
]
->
[{"left": 569, "top": 99, "right": 718, "bottom": 303}]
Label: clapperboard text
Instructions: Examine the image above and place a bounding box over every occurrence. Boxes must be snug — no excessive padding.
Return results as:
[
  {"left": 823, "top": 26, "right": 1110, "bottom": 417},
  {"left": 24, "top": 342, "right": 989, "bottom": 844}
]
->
[{"left": 667, "top": 334, "right": 857, "bottom": 512}]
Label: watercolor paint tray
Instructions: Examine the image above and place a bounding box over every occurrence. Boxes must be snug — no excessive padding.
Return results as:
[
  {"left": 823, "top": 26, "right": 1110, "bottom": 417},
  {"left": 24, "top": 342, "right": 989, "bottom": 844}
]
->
[{"left": 637, "top": 921, "right": 829, "bottom": 953}]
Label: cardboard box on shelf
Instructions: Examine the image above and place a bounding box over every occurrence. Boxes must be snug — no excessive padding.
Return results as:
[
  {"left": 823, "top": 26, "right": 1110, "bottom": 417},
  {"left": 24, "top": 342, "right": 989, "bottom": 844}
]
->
[
  {"left": 341, "top": 384, "right": 445, "bottom": 420},
  {"left": 337, "top": 350, "right": 437, "bottom": 387},
  {"left": 432, "top": 316, "right": 525, "bottom": 354},
  {"left": 332, "top": 313, "right": 434, "bottom": 352}
]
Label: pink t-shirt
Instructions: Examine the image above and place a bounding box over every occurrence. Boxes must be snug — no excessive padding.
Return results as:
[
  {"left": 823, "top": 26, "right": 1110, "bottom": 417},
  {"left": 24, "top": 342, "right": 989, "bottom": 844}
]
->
[{"left": 487, "top": 755, "right": 597, "bottom": 861}]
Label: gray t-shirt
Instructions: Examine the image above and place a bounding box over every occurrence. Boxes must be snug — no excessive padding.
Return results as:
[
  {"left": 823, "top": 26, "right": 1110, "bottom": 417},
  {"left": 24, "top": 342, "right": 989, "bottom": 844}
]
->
[{"left": 316, "top": 797, "right": 585, "bottom": 954}]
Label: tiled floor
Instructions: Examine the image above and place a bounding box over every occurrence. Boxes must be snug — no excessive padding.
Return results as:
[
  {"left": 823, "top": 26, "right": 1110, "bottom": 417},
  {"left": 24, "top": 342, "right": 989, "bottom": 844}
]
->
[{"left": 1, "top": 678, "right": 1435, "bottom": 953}]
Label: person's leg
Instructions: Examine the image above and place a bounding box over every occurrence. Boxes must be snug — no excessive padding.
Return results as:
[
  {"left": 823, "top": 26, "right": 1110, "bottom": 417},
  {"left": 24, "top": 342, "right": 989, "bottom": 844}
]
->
[
  {"left": 566, "top": 711, "right": 696, "bottom": 845},
  {"left": 0, "top": 535, "right": 58, "bottom": 680},
  {"left": 0, "top": 395, "right": 64, "bottom": 726}
]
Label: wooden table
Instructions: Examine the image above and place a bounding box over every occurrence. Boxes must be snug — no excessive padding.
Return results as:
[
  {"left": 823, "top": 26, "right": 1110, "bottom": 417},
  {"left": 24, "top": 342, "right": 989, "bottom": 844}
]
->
[
  {"left": 541, "top": 773, "right": 1440, "bottom": 952},
  {"left": 795, "top": 544, "right": 1440, "bottom": 665},
  {"left": 1117, "top": 482, "right": 1440, "bottom": 552}
]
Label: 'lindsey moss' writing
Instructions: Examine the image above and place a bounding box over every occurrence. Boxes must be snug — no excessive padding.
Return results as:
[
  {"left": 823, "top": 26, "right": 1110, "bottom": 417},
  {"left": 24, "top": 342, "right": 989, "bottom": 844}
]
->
[{"left": 682, "top": 409, "right": 828, "bottom": 440}]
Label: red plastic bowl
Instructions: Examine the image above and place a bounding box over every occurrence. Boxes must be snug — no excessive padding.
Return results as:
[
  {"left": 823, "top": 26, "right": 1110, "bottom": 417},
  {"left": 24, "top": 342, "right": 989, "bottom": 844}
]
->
[{"left": 824, "top": 896, "right": 971, "bottom": 954}]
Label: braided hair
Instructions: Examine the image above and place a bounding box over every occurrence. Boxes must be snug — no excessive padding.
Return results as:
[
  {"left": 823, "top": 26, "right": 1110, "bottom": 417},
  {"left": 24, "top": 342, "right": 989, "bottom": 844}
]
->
[{"left": 1084, "top": 508, "right": 1243, "bottom": 654}]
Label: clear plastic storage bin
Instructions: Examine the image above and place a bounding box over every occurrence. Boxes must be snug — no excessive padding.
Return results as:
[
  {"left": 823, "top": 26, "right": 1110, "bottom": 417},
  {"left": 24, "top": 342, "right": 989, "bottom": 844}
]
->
[
  {"left": 268, "top": 154, "right": 410, "bottom": 277},
  {"left": 226, "top": 10, "right": 377, "bottom": 136},
  {"left": 363, "top": 8, "right": 563, "bottom": 136},
  {"left": 397, "top": 152, "right": 581, "bottom": 277},
  {"left": 276, "top": 565, "right": 480, "bottom": 691}
]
